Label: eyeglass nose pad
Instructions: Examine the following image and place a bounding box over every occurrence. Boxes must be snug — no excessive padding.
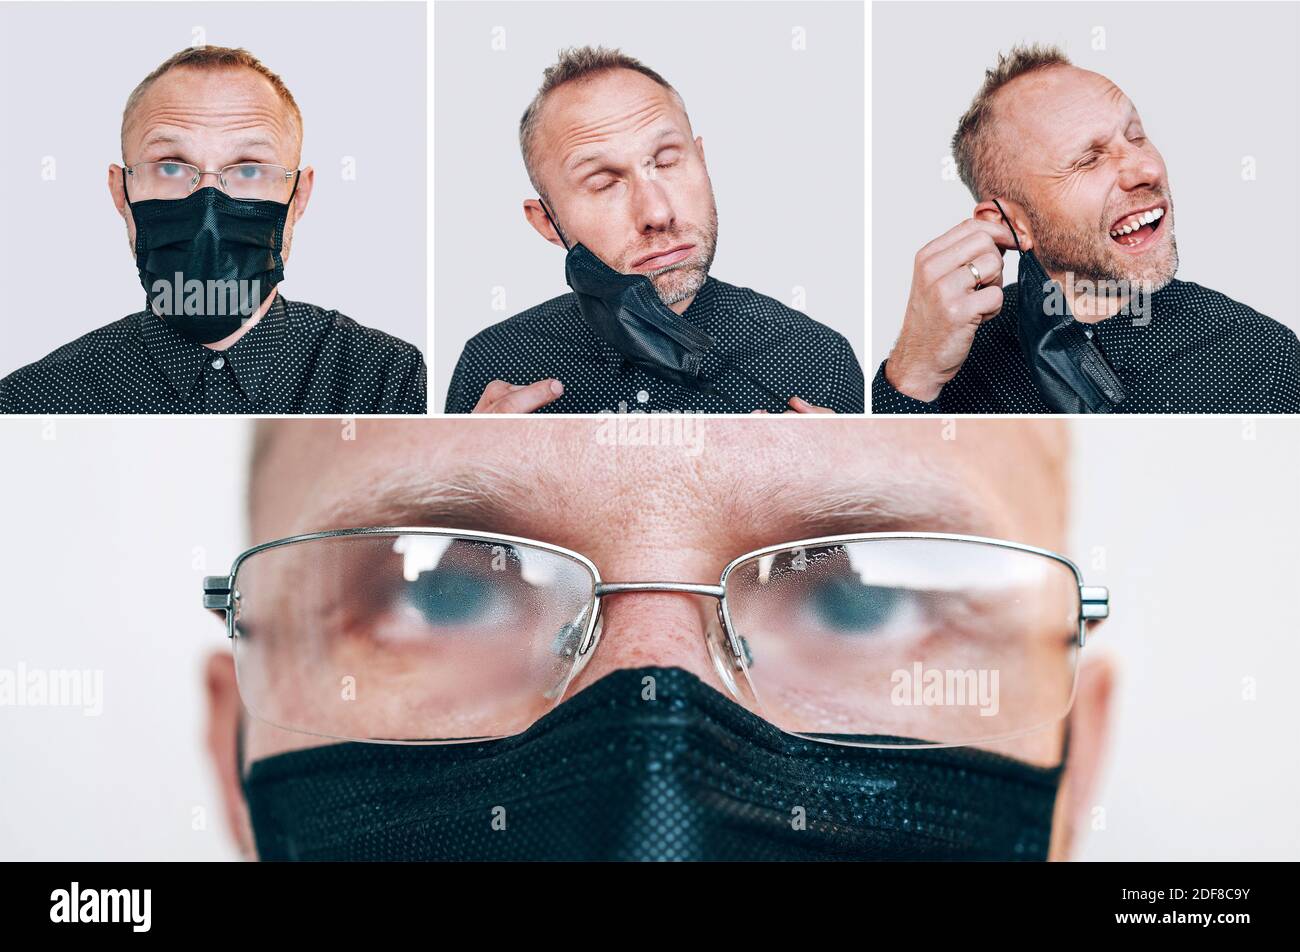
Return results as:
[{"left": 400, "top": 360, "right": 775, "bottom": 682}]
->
[
  {"left": 548, "top": 608, "right": 603, "bottom": 702},
  {"left": 705, "top": 603, "right": 744, "bottom": 702}
]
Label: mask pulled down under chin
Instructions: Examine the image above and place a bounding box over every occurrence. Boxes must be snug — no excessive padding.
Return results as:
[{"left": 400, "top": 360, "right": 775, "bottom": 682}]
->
[
  {"left": 1013, "top": 248, "right": 1127, "bottom": 414},
  {"left": 564, "top": 242, "right": 717, "bottom": 392},
  {"left": 243, "top": 667, "right": 1063, "bottom": 861}
]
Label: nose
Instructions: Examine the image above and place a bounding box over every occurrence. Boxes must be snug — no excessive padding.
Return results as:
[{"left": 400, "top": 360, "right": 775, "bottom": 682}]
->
[
  {"left": 565, "top": 589, "right": 734, "bottom": 698},
  {"left": 1115, "top": 141, "right": 1164, "bottom": 193},
  {"left": 630, "top": 163, "right": 676, "bottom": 234}
]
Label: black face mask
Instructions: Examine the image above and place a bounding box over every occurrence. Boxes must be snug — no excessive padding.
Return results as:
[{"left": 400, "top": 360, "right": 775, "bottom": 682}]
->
[
  {"left": 125, "top": 179, "right": 297, "bottom": 344},
  {"left": 994, "top": 199, "right": 1126, "bottom": 414},
  {"left": 243, "top": 666, "right": 1064, "bottom": 861},
  {"left": 539, "top": 201, "right": 716, "bottom": 392}
]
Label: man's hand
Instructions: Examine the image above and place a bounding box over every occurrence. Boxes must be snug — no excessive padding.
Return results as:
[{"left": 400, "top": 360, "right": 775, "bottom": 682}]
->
[
  {"left": 751, "top": 397, "right": 835, "bottom": 414},
  {"left": 470, "top": 378, "right": 564, "bottom": 413},
  {"left": 885, "top": 219, "right": 1018, "bottom": 402}
]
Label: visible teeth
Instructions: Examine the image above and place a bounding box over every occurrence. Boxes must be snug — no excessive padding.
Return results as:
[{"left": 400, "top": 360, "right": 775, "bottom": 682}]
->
[{"left": 1111, "top": 207, "right": 1164, "bottom": 237}]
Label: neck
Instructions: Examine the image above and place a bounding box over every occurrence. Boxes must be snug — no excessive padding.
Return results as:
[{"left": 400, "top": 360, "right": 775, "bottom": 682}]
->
[
  {"left": 1042, "top": 266, "right": 1127, "bottom": 323},
  {"left": 171, "top": 287, "right": 279, "bottom": 350}
]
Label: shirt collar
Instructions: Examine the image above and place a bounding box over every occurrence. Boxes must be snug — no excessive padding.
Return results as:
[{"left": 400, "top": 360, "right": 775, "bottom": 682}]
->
[{"left": 135, "top": 294, "right": 288, "bottom": 400}]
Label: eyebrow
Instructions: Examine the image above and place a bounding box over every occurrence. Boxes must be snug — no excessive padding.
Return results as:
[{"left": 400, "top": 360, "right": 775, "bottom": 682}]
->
[
  {"left": 566, "top": 128, "right": 685, "bottom": 174},
  {"left": 291, "top": 461, "right": 1002, "bottom": 567},
  {"left": 304, "top": 464, "right": 550, "bottom": 537},
  {"left": 138, "top": 132, "right": 278, "bottom": 154}
]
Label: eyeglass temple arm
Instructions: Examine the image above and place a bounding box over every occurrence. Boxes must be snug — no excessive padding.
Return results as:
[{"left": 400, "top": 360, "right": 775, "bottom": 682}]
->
[
  {"left": 203, "top": 576, "right": 236, "bottom": 636},
  {"left": 1081, "top": 586, "right": 1109, "bottom": 620}
]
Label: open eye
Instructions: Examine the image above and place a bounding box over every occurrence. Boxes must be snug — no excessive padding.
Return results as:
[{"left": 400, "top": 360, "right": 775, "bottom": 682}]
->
[
  {"left": 403, "top": 567, "right": 499, "bottom": 625},
  {"left": 158, "top": 162, "right": 187, "bottom": 178},
  {"left": 804, "top": 575, "right": 909, "bottom": 634}
]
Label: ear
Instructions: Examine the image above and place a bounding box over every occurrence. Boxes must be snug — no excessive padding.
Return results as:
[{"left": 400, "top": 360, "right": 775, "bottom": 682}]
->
[
  {"left": 289, "top": 166, "right": 314, "bottom": 225},
  {"left": 1048, "top": 649, "right": 1116, "bottom": 860},
  {"left": 522, "top": 198, "right": 566, "bottom": 248},
  {"left": 695, "top": 135, "right": 707, "bottom": 169},
  {"left": 204, "top": 651, "right": 255, "bottom": 859},
  {"left": 109, "top": 164, "right": 135, "bottom": 252},
  {"left": 974, "top": 197, "right": 1034, "bottom": 251}
]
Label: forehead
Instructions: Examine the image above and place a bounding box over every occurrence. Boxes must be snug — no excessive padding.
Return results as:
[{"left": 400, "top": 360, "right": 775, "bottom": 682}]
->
[
  {"left": 124, "top": 66, "right": 296, "bottom": 150},
  {"left": 251, "top": 420, "right": 1069, "bottom": 560},
  {"left": 993, "top": 65, "right": 1131, "bottom": 155},
  {"left": 535, "top": 69, "right": 688, "bottom": 155}
]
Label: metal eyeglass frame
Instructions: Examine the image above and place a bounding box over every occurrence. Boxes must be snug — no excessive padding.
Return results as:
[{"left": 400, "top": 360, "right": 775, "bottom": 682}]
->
[
  {"left": 124, "top": 161, "right": 300, "bottom": 200},
  {"left": 203, "top": 527, "right": 1110, "bottom": 746}
]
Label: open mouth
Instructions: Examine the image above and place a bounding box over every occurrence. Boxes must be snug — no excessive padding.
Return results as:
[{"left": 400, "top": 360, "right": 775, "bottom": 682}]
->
[{"left": 1108, "top": 206, "right": 1165, "bottom": 250}]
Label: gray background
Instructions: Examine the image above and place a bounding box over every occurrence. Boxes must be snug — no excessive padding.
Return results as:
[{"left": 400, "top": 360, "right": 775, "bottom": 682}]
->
[
  {"left": 871, "top": 1, "right": 1300, "bottom": 369},
  {"left": 0, "top": 1, "right": 427, "bottom": 379},
  {"left": 0, "top": 416, "right": 1295, "bottom": 861},
  {"left": 433, "top": 0, "right": 866, "bottom": 411}
]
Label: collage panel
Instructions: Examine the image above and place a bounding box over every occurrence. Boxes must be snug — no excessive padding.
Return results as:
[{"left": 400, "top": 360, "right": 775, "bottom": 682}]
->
[
  {"left": 433, "top": 0, "right": 866, "bottom": 414},
  {"left": 871, "top": 0, "right": 1299, "bottom": 414},
  {"left": 1, "top": 414, "right": 1296, "bottom": 865},
  {"left": 0, "top": 1, "right": 429, "bottom": 414}
]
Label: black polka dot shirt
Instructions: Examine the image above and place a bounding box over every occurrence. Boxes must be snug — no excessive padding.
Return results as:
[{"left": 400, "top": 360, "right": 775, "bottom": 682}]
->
[
  {"left": 0, "top": 295, "right": 427, "bottom": 414},
  {"left": 444, "top": 277, "right": 865, "bottom": 413},
  {"left": 873, "top": 280, "right": 1300, "bottom": 414}
]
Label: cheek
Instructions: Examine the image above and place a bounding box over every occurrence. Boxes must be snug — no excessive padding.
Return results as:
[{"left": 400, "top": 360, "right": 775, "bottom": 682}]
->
[{"left": 675, "top": 163, "right": 713, "bottom": 207}]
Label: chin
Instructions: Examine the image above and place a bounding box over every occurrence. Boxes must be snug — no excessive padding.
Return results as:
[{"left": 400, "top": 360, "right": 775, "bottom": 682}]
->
[
  {"left": 1116, "top": 243, "right": 1178, "bottom": 293},
  {"left": 653, "top": 263, "right": 708, "bottom": 307}
]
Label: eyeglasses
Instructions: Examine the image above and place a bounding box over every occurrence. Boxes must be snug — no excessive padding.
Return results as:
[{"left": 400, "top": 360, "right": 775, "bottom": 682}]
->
[
  {"left": 202, "top": 529, "right": 1109, "bottom": 750},
  {"left": 124, "top": 161, "right": 299, "bottom": 201}
]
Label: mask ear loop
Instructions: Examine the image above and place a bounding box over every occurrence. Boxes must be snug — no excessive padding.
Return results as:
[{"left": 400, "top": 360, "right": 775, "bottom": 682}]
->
[
  {"left": 537, "top": 198, "right": 571, "bottom": 251},
  {"left": 991, "top": 198, "right": 1023, "bottom": 254}
]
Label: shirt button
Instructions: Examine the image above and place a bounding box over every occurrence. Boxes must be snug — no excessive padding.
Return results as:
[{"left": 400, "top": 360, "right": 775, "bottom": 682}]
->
[
  {"left": 210, "top": 356, "right": 226, "bottom": 370},
  {"left": 636, "top": 390, "right": 650, "bottom": 404}
]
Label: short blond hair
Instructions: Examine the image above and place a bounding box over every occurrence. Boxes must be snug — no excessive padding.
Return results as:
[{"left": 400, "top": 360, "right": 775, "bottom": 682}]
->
[
  {"left": 952, "top": 43, "right": 1071, "bottom": 201},
  {"left": 121, "top": 46, "right": 303, "bottom": 158}
]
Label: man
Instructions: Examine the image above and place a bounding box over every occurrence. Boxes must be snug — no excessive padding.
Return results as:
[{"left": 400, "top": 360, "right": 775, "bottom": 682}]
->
[
  {"left": 202, "top": 417, "right": 1113, "bottom": 861},
  {"left": 0, "top": 46, "right": 426, "bottom": 414},
  {"left": 874, "top": 44, "right": 1299, "bottom": 414},
  {"left": 445, "top": 47, "right": 864, "bottom": 414}
]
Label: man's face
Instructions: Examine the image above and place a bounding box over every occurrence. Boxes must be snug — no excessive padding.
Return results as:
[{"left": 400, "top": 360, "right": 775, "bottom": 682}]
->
[
  {"left": 115, "top": 66, "right": 308, "bottom": 260},
  {"left": 994, "top": 66, "right": 1178, "bottom": 290},
  {"left": 531, "top": 68, "right": 718, "bottom": 307},
  {"left": 244, "top": 419, "right": 1072, "bottom": 769}
]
